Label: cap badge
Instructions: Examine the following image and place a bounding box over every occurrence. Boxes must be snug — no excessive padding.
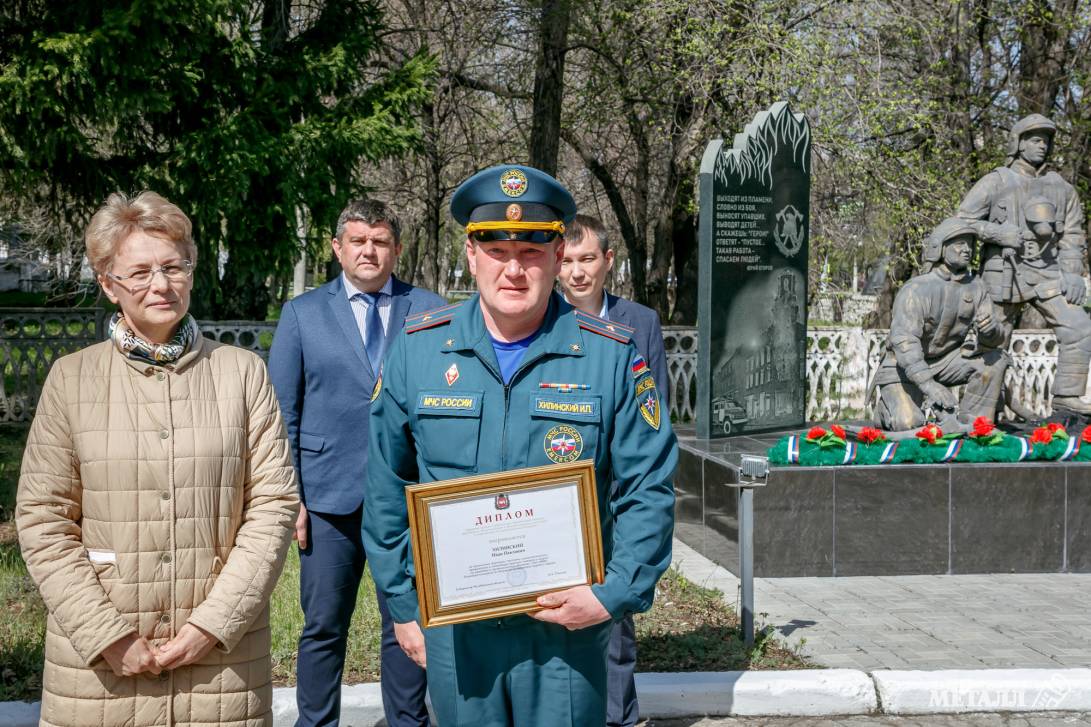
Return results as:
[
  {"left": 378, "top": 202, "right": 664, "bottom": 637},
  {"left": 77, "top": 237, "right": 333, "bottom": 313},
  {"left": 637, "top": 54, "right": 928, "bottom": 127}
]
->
[
  {"left": 500, "top": 169, "right": 528, "bottom": 197},
  {"left": 506, "top": 203, "right": 523, "bottom": 221}
]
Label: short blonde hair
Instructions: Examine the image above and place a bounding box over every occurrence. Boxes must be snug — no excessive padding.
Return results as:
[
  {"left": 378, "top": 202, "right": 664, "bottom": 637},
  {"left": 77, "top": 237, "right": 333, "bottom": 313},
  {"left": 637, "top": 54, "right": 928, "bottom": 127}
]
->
[{"left": 85, "top": 191, "right": 197, "bottom": 274}]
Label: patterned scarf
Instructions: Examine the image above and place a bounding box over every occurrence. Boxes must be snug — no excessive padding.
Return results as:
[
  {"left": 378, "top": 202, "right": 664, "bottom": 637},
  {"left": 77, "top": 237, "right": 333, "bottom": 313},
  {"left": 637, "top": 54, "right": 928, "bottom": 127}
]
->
[{"left": 108, "top": 312, "right": 199, "bottom": 365}]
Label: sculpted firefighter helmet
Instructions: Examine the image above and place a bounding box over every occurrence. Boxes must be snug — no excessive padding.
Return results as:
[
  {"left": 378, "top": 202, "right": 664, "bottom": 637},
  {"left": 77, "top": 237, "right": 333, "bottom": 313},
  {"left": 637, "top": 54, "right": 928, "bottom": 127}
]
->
[
  {"left": 923, "top": 217, "right": 977, "bottom": 264},
  {"left": 1006, "top": 114, "right": 1057, "bottom": 159},
  {"left": 1024, "top": 195, "right": 1059, "bottom": 235}
]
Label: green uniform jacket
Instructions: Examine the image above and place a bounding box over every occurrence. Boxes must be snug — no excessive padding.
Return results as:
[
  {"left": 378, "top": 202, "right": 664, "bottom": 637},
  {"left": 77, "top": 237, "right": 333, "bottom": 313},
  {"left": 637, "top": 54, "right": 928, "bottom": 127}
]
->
[{"left": 364, "top": 292, "right": 678, "bottom": 624}]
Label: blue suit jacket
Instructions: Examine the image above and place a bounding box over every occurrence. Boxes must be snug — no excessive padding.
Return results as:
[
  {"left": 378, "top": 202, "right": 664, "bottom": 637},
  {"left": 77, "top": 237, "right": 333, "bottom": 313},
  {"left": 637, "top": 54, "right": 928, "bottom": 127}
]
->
[
  {"left": 269, "top": 275, "right": 446, "bottom": 514},
  {"left": 606, "top": 293, "right": 669, "bottom": 406}
]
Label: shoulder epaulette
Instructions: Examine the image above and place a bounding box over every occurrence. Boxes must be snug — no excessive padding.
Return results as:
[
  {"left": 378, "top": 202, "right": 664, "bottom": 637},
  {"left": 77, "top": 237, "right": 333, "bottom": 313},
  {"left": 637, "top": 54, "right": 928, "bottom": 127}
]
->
[
  {"left": 574, "top": 310, "right": 633, "bottom": 344},
  {"left": 404, "top": 302, "right": 463, "bottom": 333}
]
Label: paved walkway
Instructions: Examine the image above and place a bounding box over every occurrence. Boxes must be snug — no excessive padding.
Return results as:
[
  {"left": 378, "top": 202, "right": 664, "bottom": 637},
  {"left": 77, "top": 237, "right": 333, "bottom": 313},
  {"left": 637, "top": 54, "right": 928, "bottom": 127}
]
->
[{"left": 672, "top": 537, "right": 1091, "bottom": 671}]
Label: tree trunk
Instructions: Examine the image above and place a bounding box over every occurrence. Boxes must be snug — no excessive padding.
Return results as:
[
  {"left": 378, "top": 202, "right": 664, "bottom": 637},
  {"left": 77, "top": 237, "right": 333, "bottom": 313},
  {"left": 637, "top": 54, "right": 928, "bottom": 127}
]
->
[
  {"left": 261, "top": 0, "right": 290, "bottom": 52},
  {"left": 1016, "top": 0, "right": 1076, "bottom": 114},
  {"left": 528, "top": 0, "right": 570, "bottom": 175},
  {"left": 669, "top": 198, "right": 698, "bottom": 326},
  {"left": 863, "top": 250, "right": 914, "bottom": 329},
  {"left": 422, "top": 97, "right": 443, "bottom": 292},
  {"left": 562, "top": 128, "right": 645, "bottom": 305}
]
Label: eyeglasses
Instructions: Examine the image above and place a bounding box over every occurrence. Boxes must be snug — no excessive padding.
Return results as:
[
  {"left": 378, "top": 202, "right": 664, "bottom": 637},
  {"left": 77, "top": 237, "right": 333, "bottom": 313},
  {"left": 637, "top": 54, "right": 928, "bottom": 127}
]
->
[
  {"left": 106, "top": 260, "right": 194, "bottom": 291},
  {"left": 470, "top": 229, "right": 560, "bottom": 244}
]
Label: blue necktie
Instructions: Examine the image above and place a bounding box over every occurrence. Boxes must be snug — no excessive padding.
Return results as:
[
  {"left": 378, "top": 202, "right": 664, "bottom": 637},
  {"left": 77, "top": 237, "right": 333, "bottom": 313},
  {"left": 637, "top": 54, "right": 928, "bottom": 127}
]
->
[{"left": 361, "top": 292, "right": 385, "bottom": 371}]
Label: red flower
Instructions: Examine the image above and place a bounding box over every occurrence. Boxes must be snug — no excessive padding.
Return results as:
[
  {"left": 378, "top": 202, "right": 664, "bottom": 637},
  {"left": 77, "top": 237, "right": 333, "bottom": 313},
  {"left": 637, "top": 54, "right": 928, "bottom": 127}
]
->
[
  {"left": 1047, "top": 422, "right": 1066, "bottom": 435},
  {"left": 831, "top": 424, "right": 847, "bottom": 440},
  {"left": 1083, "top": 425, "right": 1091, "bottom": 444},
  {"left": 857, "top": 426, "right": 886, "bottom": 444},
  {"left": 971, "top": 416, "right": 995, "bottom": 438},
  {"left": 916, "top": 423, "right": 942, "bottom": 444},
  {"left": 806, "top": 426, "right": 827, "bottom": 441},
  {"left": 1030, "top": 426, "right": 1054, "bottom": 445}
]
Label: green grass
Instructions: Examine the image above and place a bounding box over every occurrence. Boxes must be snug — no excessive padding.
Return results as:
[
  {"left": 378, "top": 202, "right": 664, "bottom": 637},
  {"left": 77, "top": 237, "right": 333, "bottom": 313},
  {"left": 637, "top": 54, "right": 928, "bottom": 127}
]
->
[
  {"left": 0, "top": 427, "right": 44, "bottom": 702},
  {"left": 0, "top": 538, "right": 45, "bottom": 701},
  {"left": 269, "top": 546, "right": 383, "bottom": 685},
  {"left": 0, "top": 424, "right": 807, "bottom": 702},
  {"left": 0, "top": 426, "right": 28, "bottom": 523},
  {"left": 635, "top": 568, "right": 810, "bottom": 671}
]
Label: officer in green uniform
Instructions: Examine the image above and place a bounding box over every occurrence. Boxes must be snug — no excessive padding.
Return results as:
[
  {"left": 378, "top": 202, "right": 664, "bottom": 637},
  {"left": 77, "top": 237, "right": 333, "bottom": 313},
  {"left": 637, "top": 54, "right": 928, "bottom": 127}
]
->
[{"left": 363, "top": 164, "right": 678, "bottom": 726}]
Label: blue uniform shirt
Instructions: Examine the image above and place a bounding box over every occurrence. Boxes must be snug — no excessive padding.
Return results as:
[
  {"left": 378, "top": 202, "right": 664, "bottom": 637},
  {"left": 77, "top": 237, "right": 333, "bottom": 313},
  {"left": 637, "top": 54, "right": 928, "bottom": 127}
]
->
[
  {"left": 363, "top": 292, "right": 678, "bottom": 624},
  {"left": 490, "top": 329, "right": 540, "bottom": 384}
]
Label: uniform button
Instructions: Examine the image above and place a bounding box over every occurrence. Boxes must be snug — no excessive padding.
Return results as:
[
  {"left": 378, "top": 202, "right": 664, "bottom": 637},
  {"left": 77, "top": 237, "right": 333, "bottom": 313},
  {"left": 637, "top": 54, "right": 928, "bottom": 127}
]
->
[
  {"left": 161, "top": 553, "right": 172, "bottom": 564},
  {"left": 160, "top": 613, "right": 170, "bottom": 624},
  {"left": 156, "top": 372, "right": 165, "bottom": 381},
  {"left": 158, "top": 672, "right": 169, "bottom": 682},
  {"left": 160, "top": 491, "right": 170, "bottom": 500},
  {"left": 160, "top": 430, "right": 169, "bottom": 439}
]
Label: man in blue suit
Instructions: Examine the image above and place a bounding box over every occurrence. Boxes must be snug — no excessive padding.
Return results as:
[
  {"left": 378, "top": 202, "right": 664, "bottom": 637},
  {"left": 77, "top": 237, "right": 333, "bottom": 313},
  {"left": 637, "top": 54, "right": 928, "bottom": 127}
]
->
[
  {"left": 269, "top": 199, "right": 444, "bottom": 727},
  {"left": 558, "top": 213, "right": 669, "bottom": 727}
]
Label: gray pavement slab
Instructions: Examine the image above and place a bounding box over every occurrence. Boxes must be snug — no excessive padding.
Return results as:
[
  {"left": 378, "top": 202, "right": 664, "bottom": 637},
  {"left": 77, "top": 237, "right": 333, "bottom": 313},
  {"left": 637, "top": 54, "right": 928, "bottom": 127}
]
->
[
  {"left": 671, "top": 537, "right": 1091, "bottom": 671},
  {"left": 643, "top": 713, "right": 1091, "bottom": 726}
]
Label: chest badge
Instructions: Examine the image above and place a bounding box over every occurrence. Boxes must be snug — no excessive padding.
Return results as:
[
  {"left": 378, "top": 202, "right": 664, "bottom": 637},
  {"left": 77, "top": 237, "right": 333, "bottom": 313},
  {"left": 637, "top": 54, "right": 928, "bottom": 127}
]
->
[
  {"left": 445, "top": 363, "right": 460, "bottom": 386},
  {"left": 544, "top": 424, "right": 583, "bottom": 463}
]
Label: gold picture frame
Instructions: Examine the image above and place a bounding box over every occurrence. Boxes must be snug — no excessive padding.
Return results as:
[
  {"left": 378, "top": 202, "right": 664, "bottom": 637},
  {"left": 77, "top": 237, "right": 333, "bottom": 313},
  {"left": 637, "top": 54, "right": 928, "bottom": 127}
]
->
[{"left": 405, "top": 461, "right": 604, "bottom": 628}]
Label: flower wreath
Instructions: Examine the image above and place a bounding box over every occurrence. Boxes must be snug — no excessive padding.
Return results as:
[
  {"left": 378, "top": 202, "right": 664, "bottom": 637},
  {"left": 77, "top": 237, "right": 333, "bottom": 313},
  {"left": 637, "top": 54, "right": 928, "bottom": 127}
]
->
[{"left": 770, "top": 418, "right": 1091, "bottom": 467}]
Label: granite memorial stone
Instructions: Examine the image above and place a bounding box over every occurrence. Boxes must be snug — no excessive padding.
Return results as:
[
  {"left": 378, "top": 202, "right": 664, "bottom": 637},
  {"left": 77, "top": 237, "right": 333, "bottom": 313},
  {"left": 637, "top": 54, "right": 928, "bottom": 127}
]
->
[{"left": 697, "top": 102, "right": 811, "bottom": 438}]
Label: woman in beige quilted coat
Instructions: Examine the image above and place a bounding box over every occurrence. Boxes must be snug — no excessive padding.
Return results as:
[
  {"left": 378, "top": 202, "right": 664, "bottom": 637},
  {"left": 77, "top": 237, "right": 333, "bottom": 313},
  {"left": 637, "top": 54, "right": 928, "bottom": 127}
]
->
[{"left": 17, "top": 191, "right": 300, "bottom": 727}]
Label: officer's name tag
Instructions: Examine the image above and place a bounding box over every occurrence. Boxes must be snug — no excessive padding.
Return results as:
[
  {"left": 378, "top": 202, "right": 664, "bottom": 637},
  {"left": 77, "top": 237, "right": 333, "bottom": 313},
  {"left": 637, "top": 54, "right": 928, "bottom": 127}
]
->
[
  {"left": 404, "top": 461, "right": 604, "bottom": 628},
  {"left": 417, "top": 391, "right": 482, "bottom": 416},
  {"left": 532, "top": 396, "right": 599, "bottom": 420}
]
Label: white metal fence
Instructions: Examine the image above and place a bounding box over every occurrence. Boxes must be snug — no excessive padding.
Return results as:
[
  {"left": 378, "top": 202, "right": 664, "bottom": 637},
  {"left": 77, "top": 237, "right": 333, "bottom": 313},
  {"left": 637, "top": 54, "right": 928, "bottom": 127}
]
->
[{"left": 0, "top": 309, "right": 1070, "bottom": 424}]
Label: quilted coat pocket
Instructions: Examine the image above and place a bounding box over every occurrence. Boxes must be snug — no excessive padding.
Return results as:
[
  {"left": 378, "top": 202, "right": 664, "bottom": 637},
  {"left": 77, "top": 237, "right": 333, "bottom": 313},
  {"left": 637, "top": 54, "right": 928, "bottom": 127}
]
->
[{"left": 87, "top": 549, "right": 119, "bottom": 580}]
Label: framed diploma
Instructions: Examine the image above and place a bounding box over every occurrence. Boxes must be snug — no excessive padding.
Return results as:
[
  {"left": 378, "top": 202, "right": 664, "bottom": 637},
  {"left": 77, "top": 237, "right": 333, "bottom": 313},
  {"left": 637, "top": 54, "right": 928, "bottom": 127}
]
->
[{"left": 405, "top": 461, "right": 604, "bottom": 628}]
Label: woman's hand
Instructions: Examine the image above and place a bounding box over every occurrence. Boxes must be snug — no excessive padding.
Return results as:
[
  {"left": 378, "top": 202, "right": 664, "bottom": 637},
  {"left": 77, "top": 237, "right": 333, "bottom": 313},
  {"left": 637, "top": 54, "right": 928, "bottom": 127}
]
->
[
  {"left": 155, "top": 624, "right": 218, "bottom": 670},
  {"left": 101, "top": 633, "right": 162, "bottom": 677}
]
